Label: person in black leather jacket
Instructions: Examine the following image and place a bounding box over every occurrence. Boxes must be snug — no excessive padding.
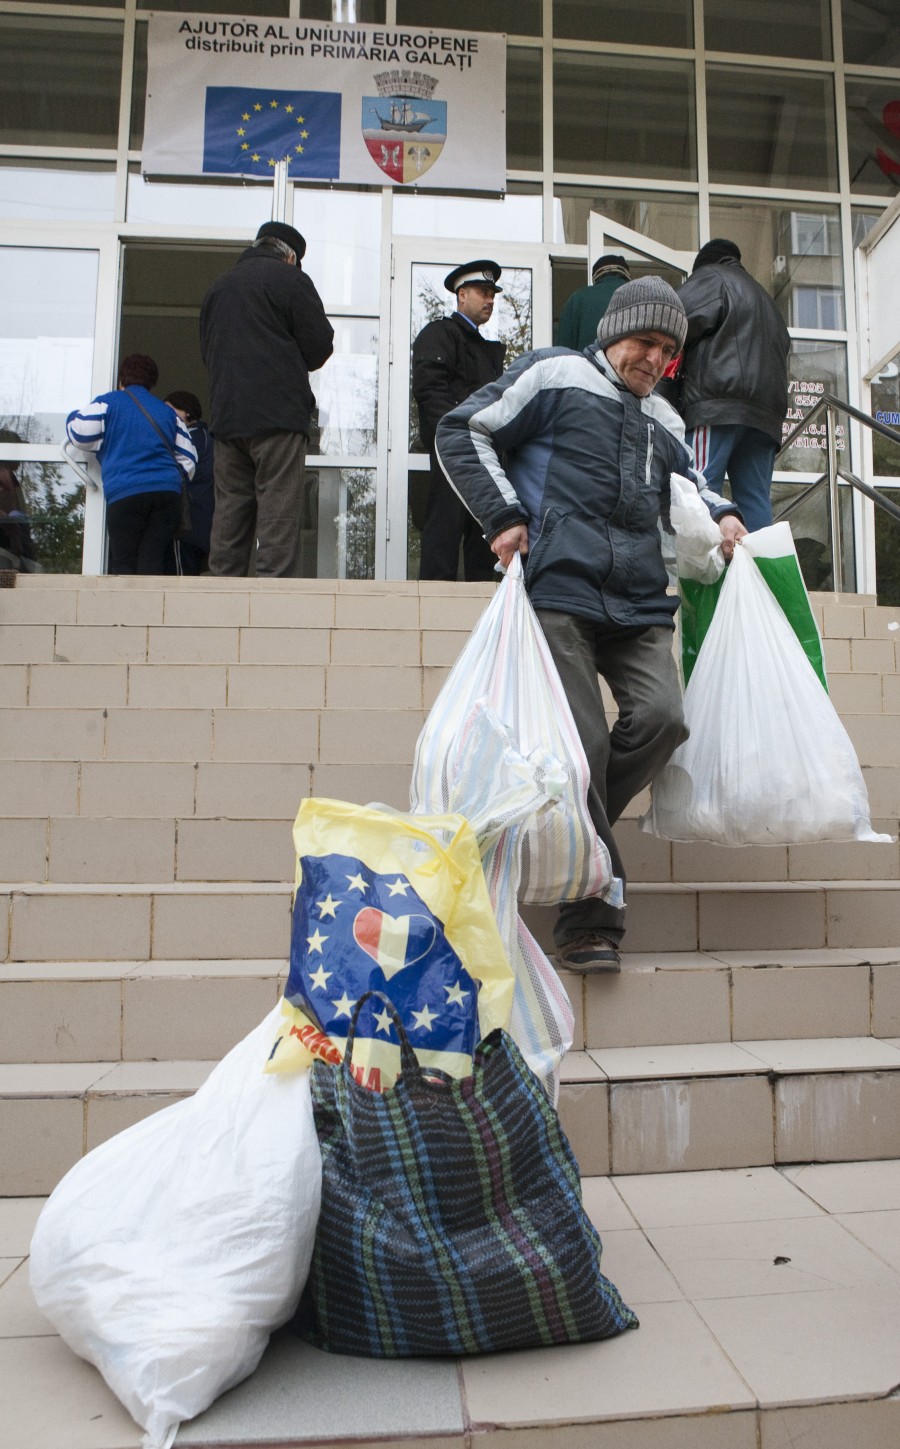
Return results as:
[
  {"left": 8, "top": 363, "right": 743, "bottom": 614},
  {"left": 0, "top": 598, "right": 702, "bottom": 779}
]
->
[
  {"left": 412, "top": 260, "right": 506, "bottom": 580},
  {"left": 676, "top": 239, "right": 790, "bottom": 533}
]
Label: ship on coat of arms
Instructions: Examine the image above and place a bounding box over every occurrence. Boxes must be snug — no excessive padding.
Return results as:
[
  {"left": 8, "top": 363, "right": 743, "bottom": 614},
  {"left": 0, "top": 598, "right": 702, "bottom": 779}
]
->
[{"left": 362, "top": 70, "right": 447, "bottom": 183}]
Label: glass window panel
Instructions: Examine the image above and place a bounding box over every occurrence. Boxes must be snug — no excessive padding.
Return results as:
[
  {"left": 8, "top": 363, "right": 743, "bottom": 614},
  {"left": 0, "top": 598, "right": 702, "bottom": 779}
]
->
[
  {"left": 874, "top": 492, "right": 900, "bottom": 605},
  {"left": 127, "top": 169, "right": 280, "bottom": 229},
  {"left": 131, "top": 21, "right": 148, "bottom": 150},
  {"left": 871, "top": 360, "right": 900, "bottom": 479},
  {"left": 846, "top": 80, "right": 900, "bottom": 198},
  {"left": 138, "top": 0, "right": 290, "bottom": 11},
  {"left": 306, "top": 466, "right": 376, "bottom": 579},
  {"left": 553, "top": 186, "right": 699, "bottom": 249},
  {"left": 293, "top": 189, "right": 382, "bottom": 310},
  {"left": 0, "top": 163, "right": 116, "bottom": 223},
  {"left": 706, "top": 66, "right": 837, "bottom": 190},
  {"left": 792, "top": 286, "right": 843, "bottom": 329},
  {"left": 771, "top": 479, "right": 853, "bottom": 591},
  {"left": 0, "top": 458, "right": 85, "bottom": 575},
  {"left": 0, "top": 17, "right": 122, "bottom": 148},
  {"left": 778, "top": 339, "right": 848, "bottom": 473},
  {"left": 843, "top": 0, "right": 900, "bottom": 67},
  {"left": 396, "top": 0, "right": 539, "bottom": 36},
  {"left": 708, "top": 199, "right": 844, "bottom": 330},
  {"left": 553, "top": 0, "right": 691, "bottom": 47},
  {"left": 311, "top": 318, "right": 378, "bottom": 458},
  {"left": 852, "top": 206, "right": 885, "bottom": 247},
  {"left": 554, "top": 54, "right": 696, "bottom": 181},
  {"left": 394, "top": 187, "right": 542, "bottom": 241},
  {"left": 508, "top": 48, "right": 542, "bottom": 171},
  {"left": 704, "top": 0, "right": 831, "bottom": 61},
  {"left": 0, "top": 249, "right": 99, "bottom": 448},
  {"left": 407, "top": 262, "right": 532, "bottom": 451}
]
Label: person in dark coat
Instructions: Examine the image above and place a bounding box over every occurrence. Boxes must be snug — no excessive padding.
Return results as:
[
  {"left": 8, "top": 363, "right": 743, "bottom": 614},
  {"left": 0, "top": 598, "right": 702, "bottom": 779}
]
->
[
  {"left": 164, "top": 391, "right": 214, "bottom": 575},
  {"left": 556, "top": 254, "right": 632, "bottom": 352},
  {"left": 676, "top": 239, "right": 790, "bottom": 533},
  {"left": 412, "top": 260, "right": 506, "bottom": 581},
  {"left": 435, "top": 277, "right": 746, "bottom": 972},
  {"left": 199, "top": 222, "right": 334, "bottom": 577}
]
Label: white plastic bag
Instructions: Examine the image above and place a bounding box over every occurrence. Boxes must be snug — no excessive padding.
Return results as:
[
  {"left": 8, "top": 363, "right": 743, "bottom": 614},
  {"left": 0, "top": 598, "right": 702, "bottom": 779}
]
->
[
  {"left": 411, "top": 554, "right": 623, "bottom": 1097},
  {"left": 29, "top": 1007, "right": 321, "bottom": 1449},
  {"left": 641, "top": 545, "right": 891, "bottom": 845},
  {"left": 669, "top": 471, "right": 726, "bottom": 584}
]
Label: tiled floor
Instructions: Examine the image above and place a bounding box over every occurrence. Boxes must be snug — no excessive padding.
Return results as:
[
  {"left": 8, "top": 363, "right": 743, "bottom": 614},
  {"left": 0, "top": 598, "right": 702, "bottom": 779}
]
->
[{"left": 2, "top": 1164, "right": 900, "bottom": 1449}]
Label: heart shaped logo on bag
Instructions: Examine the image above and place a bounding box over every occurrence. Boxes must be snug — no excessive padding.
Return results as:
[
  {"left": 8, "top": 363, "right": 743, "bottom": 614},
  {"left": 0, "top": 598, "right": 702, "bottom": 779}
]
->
[{"left": 353, "top": 908, "right": 437, "bottom": 979}]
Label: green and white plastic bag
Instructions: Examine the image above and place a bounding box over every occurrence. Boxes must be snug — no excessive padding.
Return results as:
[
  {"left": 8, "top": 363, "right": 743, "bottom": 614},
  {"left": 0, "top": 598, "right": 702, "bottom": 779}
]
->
[
  {"left": 679, "top": 515, "right": 827, "bottom": 691},
  {"left": 643, "top": 508, "right": 890, "bottom": 845}
]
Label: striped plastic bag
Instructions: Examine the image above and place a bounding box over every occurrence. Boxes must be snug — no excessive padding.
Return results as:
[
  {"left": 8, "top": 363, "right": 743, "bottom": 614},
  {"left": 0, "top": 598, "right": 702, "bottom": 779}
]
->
[
  {"left": 410, "top": 554, "right": 622, "bottom": 1098},
  {"left": 412, "top": 554, "right": 621, "bottom": 907}
]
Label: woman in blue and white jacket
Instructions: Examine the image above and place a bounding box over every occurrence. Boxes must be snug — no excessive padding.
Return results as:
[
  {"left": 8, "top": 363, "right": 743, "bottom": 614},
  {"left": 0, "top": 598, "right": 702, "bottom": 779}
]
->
[{"left": 66, "top": 354, "right": 197, "bottom": 574}]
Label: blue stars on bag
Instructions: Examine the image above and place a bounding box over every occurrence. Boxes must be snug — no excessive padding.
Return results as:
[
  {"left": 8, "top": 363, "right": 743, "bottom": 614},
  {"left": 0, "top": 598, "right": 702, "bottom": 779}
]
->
[{"left": 287, "top": 853, "right": 479, "bottom": 1060}]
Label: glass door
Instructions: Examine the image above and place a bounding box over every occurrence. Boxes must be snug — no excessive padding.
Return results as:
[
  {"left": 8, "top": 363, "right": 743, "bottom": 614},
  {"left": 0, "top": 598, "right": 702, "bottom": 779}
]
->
[
  {"left": 0, "top": 232, "right": 117, "bottom": 575},
  {"left": 587, "top": 212, "right": 694, "bottom": 288},
  {"left": 387, "top": 238, "right": 550, "bottom": 580}
]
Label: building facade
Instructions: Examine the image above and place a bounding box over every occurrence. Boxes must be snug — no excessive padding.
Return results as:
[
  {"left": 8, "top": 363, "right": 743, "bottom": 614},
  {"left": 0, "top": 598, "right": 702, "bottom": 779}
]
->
[{"left": 1, "top": 0, "right": 898, "bottom": 591}]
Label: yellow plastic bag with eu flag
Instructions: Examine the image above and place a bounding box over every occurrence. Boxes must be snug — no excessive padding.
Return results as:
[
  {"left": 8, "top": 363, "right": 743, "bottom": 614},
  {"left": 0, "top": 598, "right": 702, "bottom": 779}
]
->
[{"left": 266, "top": 798, "right": 515, "bottom": 1085}]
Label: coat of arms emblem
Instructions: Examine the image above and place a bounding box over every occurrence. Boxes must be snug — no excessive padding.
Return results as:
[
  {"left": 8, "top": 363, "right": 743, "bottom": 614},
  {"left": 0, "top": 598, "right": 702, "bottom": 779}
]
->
[{"left": 362, "top": 70, "right": 446, "bottom": 183}]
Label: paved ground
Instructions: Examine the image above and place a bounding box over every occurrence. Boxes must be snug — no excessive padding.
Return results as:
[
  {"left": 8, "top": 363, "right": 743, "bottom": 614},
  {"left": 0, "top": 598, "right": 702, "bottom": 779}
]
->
[{"left": 3, "top": 1163, "right": 900, "bottom": 1448}]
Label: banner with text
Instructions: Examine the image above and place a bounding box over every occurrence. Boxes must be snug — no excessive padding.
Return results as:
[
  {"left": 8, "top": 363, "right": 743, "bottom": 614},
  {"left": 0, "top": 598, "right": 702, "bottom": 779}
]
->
[{"left": 143, "top": 14, "right": 506, "bottom": 191}]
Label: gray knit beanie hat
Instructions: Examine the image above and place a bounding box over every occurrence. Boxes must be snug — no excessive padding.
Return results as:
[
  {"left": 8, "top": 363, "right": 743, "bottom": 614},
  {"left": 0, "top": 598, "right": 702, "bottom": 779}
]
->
[{"left": 597, "top": 275, "right": 688, "bottom": 352}]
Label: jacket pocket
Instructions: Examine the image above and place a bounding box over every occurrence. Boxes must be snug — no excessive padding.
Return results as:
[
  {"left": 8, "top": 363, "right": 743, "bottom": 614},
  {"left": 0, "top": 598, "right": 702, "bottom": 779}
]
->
[{"left": 525, "top": 508, "right": 614, "bottom": 596}]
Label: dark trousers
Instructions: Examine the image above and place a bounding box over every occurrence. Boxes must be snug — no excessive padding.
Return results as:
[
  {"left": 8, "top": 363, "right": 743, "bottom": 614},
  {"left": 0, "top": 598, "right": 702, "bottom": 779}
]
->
[
  {"left": 209, "top": 431, "right": 307, "bottom": 578},
  {"left": 106, "top": 490, "right": 181, "bottom": 575},
  {"left": 419, "top": 457, "right": 497, "bottom": 582},
  {"left": 535, "top": 611, "right": 688, "bottom": 946}
]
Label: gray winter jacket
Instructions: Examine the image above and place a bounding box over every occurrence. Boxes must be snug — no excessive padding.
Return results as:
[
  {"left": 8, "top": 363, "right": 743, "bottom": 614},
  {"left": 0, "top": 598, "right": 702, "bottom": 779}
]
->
[
  {"left": 677, "top": 257, "right": 790, "bottom": 444},
  {"left": 436, "top": 344, "right": 739, "bottom": 633}
]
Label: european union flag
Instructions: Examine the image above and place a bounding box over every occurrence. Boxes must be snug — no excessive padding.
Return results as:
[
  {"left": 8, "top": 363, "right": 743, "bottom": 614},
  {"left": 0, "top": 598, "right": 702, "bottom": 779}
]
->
[
  {"left": 286, "top": 852, "right": 480, "bottom": 1061},
  {"left": 202, "top": 86, "right": 341, "bottom": 180}
]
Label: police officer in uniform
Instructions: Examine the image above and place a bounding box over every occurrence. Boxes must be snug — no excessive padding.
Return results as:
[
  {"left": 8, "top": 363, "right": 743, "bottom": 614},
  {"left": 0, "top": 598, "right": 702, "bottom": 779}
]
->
[{"left": 412, "top": 260, "right": 506, "bottom": 580}]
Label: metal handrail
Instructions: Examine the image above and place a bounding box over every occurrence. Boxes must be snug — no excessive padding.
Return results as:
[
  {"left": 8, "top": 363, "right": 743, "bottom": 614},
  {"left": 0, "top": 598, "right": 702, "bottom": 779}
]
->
[
  {"left": 773, "top": 391, "right": 900, "bottom": 594},
  {"left": 60, "top": 439, "right": 101, "bottom": 492}
]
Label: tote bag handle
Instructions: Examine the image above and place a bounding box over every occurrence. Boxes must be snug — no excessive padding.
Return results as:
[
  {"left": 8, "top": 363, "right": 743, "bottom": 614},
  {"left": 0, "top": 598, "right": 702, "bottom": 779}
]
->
[{"left": 344, "top": 990, "right": 422, "bottom": 1085}]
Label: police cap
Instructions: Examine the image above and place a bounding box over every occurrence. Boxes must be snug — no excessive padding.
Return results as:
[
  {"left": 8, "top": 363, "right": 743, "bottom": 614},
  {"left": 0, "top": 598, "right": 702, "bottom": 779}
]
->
[{"left": 444, "top": 260, "right": 503, "bottom": 294}]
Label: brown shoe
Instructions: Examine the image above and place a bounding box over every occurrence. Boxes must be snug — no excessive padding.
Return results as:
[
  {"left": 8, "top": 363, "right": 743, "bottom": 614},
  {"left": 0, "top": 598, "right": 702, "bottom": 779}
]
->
[{"left": 555, "top": 934, "right": 621, "bottom": 973}]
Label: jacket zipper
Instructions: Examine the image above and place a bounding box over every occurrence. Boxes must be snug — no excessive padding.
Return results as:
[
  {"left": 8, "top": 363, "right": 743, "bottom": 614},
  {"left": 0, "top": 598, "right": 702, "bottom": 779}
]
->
[{"left": 645, "top": 421, "right": 655, "bottom": 487}]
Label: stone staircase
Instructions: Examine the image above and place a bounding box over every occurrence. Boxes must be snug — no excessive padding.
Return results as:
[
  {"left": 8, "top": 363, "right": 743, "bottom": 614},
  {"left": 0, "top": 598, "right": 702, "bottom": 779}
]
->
[
  {"left": 3, "top": 571, "right": 900, "bottom": 1449},
  {"left": 1, "top": 573, "right": 899, "bottom": 1196}
]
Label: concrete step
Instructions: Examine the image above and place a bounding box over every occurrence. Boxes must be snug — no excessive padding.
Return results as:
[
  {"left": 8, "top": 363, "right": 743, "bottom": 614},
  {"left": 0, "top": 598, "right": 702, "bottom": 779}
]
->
[
  {"left": 0, "top": 961, "right": 285, "bottom": 1065},
  {"left": 3, "top": 949, "right": 900, "bottom": 1067},
  {"left": 6, "top": 1034, "right": 900, "bottom": 1195},
  {"left": 3, "top": 879, "right": 900, "bottom": 963},
  {"left": 559, "top": 1036, "right": 900, "bottom": 1177},
  {"left": 2, "top": 813, "right": 898, "bottom": 888},
  {"left": 5, "top": 1163, "right": 900, "bottom": 1449}
]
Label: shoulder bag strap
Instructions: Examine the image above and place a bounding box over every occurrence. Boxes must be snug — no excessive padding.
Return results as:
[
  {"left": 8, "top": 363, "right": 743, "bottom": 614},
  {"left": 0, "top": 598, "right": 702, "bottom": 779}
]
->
[{"left": 123, "top": 389, "right": 191, "bottom": 484}]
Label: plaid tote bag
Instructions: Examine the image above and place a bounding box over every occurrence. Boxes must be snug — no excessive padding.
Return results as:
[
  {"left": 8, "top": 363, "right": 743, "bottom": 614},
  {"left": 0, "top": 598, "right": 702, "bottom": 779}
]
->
[{"left": 293, "top": 991, "right": 638, "bottom": 1356}]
